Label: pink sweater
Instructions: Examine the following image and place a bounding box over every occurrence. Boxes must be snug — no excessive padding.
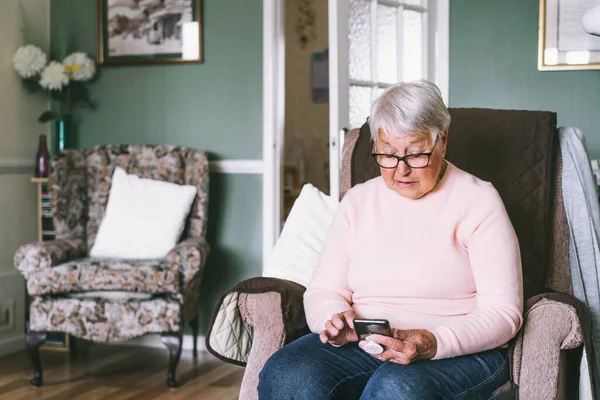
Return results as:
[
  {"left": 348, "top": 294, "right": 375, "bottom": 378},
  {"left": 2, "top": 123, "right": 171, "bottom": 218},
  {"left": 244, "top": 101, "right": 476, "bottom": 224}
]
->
[{"left": 304, "top": 162, "right": 523, "bottom": 359}]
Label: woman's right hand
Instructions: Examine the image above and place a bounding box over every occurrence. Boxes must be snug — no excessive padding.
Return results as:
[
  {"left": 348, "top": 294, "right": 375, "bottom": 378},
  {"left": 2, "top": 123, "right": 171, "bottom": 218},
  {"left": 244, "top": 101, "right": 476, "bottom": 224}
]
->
[{"left": 319, "top": 310, "right": 358, "bottom": 346}]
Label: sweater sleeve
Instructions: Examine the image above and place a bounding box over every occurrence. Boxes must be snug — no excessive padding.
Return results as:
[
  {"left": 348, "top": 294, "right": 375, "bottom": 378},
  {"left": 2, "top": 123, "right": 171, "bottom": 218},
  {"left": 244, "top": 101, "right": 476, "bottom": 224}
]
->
[
  {"left": 303, "top": 197, "right": 354, "bottom": 333},
  {"left": 431, "top": 185, "right": 524, "bottom": 359}
]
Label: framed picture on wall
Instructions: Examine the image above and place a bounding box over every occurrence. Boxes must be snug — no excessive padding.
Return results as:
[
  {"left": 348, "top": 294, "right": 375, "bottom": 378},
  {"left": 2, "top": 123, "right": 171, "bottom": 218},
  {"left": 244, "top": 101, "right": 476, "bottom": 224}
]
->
[
  {"left": 97, "top": 0, "right": 203, "bottom": 66},
  {"left": 311, "top": 49, "right": 329, "bottom": 103},
  {"left": 539, "top": 0, "right": 600, "bottom": 70}
]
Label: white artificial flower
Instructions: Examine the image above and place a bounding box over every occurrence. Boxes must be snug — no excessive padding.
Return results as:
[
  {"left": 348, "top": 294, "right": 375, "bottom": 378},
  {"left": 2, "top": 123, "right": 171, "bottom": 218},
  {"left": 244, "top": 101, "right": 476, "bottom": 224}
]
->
[
  {"left": 12, "top": 45, "right": 47, "bottom": 78},
  {"left": 63, "top": 52, "right": 96, "bottom": 81},
  {"left": 40, "top": 62, "right": 69, "bottom": 91}
]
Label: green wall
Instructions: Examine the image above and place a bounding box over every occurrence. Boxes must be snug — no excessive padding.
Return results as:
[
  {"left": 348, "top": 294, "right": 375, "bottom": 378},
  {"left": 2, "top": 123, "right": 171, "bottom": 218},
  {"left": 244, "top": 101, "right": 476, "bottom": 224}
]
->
[
  {"left": 50, "top": 0, "right": 264, "bottom": 333},
  {"left": 450, "top": 0, "right": 600, "bottom": 157},
  {"left": 51, "top": 0, "right": 262, "bottom": 159},
  {"left": 202, "top": 174, "right": 263, "bottom": 331}
]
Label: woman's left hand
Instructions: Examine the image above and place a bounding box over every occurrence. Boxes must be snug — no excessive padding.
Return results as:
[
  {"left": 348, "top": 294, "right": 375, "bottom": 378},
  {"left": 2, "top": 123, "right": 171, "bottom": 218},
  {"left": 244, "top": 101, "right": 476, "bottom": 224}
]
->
[{"left": 359, "top": 328, "right": 437, "bottom": 365}]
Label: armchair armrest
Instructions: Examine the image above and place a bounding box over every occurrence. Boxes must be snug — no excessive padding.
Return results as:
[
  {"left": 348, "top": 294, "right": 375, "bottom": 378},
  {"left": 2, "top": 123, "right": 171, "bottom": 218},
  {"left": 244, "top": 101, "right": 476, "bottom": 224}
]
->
[
  {"left": 236, "top": 277, "right": 308, "bottom": 345},
  {"left": 206, "top": 277, "right": 308, "bottom": 400},
  {"left": 165, "top": 238, "right": 210, "bottom": 285},
  {"left": 511, "top": 292, "right": 593, "bottom": 399},
  {"left": 166, "top": 238, "right": 210, "bottom": 323},
  {"left": 14, "top": 238, "right": 87, "bottom": 277}
]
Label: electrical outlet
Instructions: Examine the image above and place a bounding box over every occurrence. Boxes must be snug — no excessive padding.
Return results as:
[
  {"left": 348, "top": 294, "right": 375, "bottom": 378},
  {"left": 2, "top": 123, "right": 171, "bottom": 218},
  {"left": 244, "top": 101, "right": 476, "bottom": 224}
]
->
[{"left": 0, "top": 301, "right": 15, "bottom": 333}]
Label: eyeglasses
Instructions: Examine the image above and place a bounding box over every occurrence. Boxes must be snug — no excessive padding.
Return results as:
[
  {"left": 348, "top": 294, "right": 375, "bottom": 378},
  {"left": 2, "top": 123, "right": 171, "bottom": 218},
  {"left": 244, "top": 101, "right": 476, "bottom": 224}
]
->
[{"left": 371, "top": 137, "right": 438, "bottom": 169}]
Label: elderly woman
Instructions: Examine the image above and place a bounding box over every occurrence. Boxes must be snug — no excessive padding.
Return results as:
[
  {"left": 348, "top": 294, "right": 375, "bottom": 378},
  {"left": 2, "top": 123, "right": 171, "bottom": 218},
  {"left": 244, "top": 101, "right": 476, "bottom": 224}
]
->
[{"left": 258, "top": 80, "right": 523, "bottom": 399}]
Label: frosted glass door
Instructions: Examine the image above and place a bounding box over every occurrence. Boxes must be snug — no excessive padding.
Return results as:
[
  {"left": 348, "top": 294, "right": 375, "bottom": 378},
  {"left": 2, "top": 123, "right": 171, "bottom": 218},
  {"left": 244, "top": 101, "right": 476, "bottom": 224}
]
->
[{"left": 329, "top": 0, "right": 432, "bottom": 200}]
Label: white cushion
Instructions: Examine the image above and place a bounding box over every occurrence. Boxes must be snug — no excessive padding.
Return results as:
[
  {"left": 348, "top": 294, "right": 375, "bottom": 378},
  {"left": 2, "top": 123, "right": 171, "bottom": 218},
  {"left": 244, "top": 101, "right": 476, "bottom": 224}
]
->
[
  {"left": 263, "top": 184, "right": 339, "bottom": 288},
  {"left": 90, "top": 167, "right": 197, "bottom": 259}
]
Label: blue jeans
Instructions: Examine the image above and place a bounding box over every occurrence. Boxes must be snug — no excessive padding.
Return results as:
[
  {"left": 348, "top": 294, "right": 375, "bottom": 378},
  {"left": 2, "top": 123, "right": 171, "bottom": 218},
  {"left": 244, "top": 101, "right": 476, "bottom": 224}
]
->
[{"left": 258, "top": 333, "right": 509, "bottom": 400}]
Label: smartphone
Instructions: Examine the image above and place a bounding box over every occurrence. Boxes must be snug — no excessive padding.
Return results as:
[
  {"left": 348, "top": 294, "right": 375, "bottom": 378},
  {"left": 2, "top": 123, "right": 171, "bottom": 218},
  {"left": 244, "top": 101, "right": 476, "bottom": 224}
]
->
[{"left": 353, "top": 318, "right": 392, "bottom": 340}]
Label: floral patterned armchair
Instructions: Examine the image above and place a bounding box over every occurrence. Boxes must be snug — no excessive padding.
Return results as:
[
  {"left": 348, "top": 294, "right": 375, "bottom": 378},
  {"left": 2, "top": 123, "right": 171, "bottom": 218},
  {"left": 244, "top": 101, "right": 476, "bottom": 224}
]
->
[{"left": 14, "top": 145, "right": 210, "bottom": 388}]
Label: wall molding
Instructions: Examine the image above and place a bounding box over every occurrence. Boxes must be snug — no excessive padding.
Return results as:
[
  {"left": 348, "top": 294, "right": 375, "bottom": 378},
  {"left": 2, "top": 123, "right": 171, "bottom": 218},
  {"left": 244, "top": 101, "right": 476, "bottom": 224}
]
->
[
  {"left": 0, "top": 273, "right": 25, "bottom": 358},
  {"left": 0, "top": 270, "right": 21, "bottom": 279},
  {"left": 0, "top": 159, "right": 263, "bottom": 175},
  {"left": 208, "top": 160, "right": 263, "bottom": 174},
  {"left": 0, "top": 159, "right": 34, "bottom": 175}
]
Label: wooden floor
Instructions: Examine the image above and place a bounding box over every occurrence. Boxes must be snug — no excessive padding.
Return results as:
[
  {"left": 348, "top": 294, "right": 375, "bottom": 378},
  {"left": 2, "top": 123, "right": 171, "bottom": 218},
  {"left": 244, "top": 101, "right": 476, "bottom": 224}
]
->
[{"left": 0, "top": 343, "right": 243, "bottom": 400}]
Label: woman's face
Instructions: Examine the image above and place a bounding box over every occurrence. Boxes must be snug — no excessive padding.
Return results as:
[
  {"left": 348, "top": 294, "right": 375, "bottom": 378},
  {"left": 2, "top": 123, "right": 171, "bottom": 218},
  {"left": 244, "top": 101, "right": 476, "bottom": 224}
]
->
[{"left": 375, "top": 130, "right": 448, "bottom": 200}]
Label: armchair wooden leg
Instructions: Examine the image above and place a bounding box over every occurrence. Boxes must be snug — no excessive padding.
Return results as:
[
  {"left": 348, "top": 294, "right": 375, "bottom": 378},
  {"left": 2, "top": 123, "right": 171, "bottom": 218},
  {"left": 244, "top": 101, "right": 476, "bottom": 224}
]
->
[
  {"left": 190, "top": 315, "right": 199, "bottom": 358},
  {"left": 161, "top": 332, "right": 183, "bottom": 388},
  {"left": 26, "top": 331, "right": 46, "bottom": 387}
]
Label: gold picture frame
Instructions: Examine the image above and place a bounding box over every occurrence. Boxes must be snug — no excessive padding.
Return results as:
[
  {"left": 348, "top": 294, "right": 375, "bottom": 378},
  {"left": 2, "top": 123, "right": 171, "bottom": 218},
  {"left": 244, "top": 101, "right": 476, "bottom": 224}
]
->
[
  {"left": 538, "top": 0, "right": 600, "bottom": 71},
  {"left": 97, "top": 0, "right": 203, "bottom": 67}
]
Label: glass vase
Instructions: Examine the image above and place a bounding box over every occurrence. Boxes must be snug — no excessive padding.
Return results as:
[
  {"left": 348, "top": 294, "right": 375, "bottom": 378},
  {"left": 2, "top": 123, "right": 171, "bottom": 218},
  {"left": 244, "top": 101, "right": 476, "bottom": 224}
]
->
[
  {"left": 34, "top": 134, "right": 50, "bottom": 178},
  {"left": 54, "top": 118, "right": 71, "bottom": 154}
]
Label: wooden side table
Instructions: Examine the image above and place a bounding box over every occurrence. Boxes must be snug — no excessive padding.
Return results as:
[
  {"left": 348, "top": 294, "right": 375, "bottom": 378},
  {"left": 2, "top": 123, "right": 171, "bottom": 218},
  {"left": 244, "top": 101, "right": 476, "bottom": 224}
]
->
[{"left": 30, "top": 177, "right": 72, "bottom": 352}]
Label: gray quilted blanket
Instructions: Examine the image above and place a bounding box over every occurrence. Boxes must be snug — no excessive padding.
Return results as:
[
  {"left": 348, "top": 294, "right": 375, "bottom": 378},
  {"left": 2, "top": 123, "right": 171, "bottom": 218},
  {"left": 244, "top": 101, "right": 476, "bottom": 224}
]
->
[{"left": 559, "top": 126, "right": 600, "bottom": 400}]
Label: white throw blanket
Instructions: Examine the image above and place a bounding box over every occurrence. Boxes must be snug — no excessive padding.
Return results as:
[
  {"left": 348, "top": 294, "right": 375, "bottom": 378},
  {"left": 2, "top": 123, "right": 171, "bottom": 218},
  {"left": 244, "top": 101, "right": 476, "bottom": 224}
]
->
[{"left": 559, "top": 126, "right": 599, "bottom": 400}]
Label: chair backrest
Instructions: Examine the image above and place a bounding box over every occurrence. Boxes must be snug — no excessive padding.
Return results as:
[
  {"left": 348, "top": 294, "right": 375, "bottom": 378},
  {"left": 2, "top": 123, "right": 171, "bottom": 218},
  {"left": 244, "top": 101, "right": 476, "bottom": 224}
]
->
[
  {"left": 50, "top": 145, "right": 209, "bottom": 251},
  {"left": 342, "top": 108, "right": 572, "bottom": 299}
]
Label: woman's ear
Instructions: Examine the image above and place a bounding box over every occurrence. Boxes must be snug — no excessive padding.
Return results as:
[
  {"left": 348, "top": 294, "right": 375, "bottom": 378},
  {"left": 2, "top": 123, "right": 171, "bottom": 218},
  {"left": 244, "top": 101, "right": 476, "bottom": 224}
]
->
[{"left": 440, "top": 130, "right": 448, "bottom": 156}]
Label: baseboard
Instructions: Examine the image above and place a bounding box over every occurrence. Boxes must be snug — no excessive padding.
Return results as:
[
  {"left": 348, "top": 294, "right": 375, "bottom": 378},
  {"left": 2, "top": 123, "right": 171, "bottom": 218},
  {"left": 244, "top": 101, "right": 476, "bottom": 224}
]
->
[
  {"left": 112, "top": 334, "right": 206, "bottom": 352},
  {"left": 0, "top": 334, "right": 25, "bottom": 357},
  {"left": 0, "top": 334, "right": 206, "bottom": 357}
]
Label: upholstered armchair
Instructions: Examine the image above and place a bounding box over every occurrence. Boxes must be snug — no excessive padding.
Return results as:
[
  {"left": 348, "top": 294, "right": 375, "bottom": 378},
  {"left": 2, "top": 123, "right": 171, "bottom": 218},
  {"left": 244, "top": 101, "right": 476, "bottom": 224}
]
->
[
  {"left": 206, "top": 109, "right": 597, "bottom": 399},
  {"left": 14, "top": 145, "right": 209, "bottom": 388}
]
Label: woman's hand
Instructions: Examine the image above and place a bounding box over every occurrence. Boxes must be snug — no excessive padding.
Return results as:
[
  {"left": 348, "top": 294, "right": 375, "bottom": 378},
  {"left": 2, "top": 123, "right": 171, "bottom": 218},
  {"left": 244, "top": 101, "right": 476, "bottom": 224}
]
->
[
  {"left": 319, "top": 310, "right": 359, "bottom": 346},
  {"left": 359, "top": 328, "right": 437, "bottom": 364}
]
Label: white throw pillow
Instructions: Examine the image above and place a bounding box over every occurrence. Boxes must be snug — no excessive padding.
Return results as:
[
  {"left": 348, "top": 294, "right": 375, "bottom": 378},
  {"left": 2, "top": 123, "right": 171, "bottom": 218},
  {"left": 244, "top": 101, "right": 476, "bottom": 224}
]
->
[
  {"left": 263, "top": 184, "right": 339, "bottom": 288},
  {"left": 90, "top": 167, "right": 197, "bottom": 259}
]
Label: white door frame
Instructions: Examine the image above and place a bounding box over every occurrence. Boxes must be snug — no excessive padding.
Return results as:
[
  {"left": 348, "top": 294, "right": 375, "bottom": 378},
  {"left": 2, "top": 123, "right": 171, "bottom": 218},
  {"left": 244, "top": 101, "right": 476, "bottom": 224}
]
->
[
  {"left": 262, "top": 0, "right": 449, "bottom": 267},
  {"left": 262, "top": 0, "right": 285, "bottom": 269},
  {"left": 328, "top": 0, "right": 350, "bottom": 201},
  {"left": 431, "top": 0, "right": 449, "bottom": 104}
]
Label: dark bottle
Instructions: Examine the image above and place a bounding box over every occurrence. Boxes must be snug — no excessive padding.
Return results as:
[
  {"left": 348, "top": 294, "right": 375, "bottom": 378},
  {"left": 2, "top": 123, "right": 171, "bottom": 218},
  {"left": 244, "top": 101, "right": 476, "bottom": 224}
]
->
[{"left": 34, "top": 134, "right": 50, "bottom": 178}]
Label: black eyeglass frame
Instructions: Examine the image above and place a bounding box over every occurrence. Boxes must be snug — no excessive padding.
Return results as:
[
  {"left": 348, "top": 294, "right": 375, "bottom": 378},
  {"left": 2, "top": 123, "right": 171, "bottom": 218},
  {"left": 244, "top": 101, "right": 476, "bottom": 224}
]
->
[{"left": 370, "top": 136, "right": 439, "bottom": 169}]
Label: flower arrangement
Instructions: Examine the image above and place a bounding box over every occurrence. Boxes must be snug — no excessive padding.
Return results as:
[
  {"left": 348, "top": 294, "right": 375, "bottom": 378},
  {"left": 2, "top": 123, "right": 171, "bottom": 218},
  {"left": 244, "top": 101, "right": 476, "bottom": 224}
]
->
[
  {"left": 12, "top": 45, "right": 97, "bottom": 123},
  {"left": 295, "top": 0, "right": 317, "bottom": 48}
]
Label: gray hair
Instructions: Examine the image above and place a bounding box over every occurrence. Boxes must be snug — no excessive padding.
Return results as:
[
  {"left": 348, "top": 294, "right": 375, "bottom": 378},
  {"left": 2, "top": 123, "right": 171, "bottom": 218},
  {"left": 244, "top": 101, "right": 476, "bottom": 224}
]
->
[{"left": 369, "top": 80, "right": 450, "bottom": 148}]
